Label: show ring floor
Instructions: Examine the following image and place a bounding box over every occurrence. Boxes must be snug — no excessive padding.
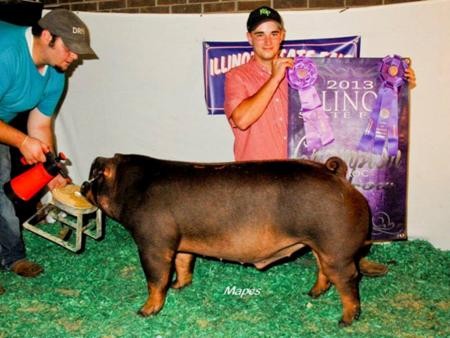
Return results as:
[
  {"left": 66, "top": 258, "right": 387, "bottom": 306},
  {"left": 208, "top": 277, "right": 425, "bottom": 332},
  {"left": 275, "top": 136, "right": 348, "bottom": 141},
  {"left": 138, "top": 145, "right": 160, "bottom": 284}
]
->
[{"left": 1, "top": 219, "right": 449, "bottom": 337}]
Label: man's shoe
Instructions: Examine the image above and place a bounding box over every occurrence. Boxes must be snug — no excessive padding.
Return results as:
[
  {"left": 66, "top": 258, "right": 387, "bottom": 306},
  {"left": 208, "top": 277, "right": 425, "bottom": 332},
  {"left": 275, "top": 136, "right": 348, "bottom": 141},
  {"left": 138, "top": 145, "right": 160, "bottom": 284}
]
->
[
  {"left": 359, "top": 257, "right": 388, "bottom": 277},
  {"left": 10, "top": 259, "right": 43, "bottom": 278}
]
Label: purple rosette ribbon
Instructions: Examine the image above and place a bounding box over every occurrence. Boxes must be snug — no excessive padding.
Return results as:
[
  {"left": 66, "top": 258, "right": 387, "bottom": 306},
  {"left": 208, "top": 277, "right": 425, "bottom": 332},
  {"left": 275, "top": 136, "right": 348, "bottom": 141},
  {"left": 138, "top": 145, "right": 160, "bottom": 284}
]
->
[
  {"left": 287, "top": 57, "right": 334, "bottom": 154},
  {"left": 359, "top": 55, "right": 408, "bottom": 156}
]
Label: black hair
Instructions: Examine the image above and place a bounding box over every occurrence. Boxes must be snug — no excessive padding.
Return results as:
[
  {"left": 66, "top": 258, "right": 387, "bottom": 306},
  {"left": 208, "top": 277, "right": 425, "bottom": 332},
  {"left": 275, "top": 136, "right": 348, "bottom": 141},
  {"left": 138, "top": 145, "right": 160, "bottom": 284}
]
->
[
  {"left": 31, "top": 23, "right": 43, "bottom": 36},
  {"left": 31, "top": 23, "right": 57, "bottom": 47}
]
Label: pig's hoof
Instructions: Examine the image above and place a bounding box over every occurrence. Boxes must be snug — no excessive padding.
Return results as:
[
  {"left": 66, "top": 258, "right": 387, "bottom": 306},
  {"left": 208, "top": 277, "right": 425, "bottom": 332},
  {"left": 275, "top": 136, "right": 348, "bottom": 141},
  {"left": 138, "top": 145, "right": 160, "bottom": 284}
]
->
[
  {"left": 307, "top": 284, "right": 330, "bottom": 298},
  {"left": 138, "top": 309, "right": 150, "bottom": 317},
  {"left": 138, "top": 307, "right": 160, "bottom": 317},
  {"left": 307, "top": 290, "right": 321, "bottom": 299},
  {"left": 171, "top": 280, "right": 192, "bottom": 290},
  {"left": 338, "top": 309, "right": 360, "bottom": 327},
  {"left": 338, "top": 319, "right": 352, "bottom": 328},
  {"left": 359, "top": 258, "right": 388, "bottom": 277}
]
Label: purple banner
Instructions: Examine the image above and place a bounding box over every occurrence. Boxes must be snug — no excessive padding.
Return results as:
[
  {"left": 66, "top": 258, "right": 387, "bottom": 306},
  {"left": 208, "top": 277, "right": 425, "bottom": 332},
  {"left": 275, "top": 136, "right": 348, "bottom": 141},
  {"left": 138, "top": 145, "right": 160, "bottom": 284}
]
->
[
  {"left": 203, "top": 36, "right": 361, "bottom": 115},
  {"left": 288, "top": 57, "right": 409, "bottom": 241}
]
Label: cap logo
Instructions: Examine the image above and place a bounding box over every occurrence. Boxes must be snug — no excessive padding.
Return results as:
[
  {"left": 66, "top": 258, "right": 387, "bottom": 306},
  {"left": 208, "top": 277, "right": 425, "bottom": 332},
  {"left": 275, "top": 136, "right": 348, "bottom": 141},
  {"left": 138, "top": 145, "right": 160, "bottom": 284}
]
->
[
  {"left": 72, "top": 26, "right": 86, "bottom": 35},
  {"left": 259, "top": 8, "right": 271, "bottom": 16}
]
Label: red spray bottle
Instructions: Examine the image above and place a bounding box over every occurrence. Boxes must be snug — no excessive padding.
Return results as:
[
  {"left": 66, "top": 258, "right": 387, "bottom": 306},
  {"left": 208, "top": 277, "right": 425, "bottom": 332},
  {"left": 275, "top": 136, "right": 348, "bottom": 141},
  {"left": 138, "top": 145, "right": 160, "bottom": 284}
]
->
[{"left": 3, "top": 152, "right": 68, "bottom": 202}]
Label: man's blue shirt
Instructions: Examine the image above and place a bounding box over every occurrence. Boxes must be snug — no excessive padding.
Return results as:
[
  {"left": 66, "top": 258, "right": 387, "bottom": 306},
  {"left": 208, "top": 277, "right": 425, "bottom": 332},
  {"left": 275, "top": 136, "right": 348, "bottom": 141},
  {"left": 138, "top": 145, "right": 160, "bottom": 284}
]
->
[{"left": 0, "top": 20, "right": 65, "bottom": 123}]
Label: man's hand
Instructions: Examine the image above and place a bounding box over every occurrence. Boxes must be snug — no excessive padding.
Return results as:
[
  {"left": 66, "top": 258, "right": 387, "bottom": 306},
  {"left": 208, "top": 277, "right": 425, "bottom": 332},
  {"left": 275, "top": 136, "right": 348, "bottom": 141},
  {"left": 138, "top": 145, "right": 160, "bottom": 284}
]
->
[
  {"left": 405, "top": 67, "right": 416, "bottom": 89},
  {"left": 19, "top": 136, "right": 50, "bottom": 165},
  {"left": 47, "top": 174, "right": 71, "bottom": 191},
  {"left": 271, "top": 57, "right": 294, "bottom": 83}
]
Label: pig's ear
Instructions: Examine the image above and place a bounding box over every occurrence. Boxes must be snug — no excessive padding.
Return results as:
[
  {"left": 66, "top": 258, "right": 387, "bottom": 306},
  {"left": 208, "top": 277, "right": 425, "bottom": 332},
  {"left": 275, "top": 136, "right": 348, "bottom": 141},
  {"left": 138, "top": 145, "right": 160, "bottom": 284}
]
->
[{"left": 103, "top": 166, "right": 113, "bottom": 178}]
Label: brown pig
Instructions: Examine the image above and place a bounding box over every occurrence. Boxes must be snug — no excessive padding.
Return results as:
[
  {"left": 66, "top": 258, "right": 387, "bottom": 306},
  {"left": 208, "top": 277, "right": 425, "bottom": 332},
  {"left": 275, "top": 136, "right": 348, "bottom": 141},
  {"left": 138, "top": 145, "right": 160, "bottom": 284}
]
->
[{"left": 81, "top": 154, "right": 378, "bottom": 326}]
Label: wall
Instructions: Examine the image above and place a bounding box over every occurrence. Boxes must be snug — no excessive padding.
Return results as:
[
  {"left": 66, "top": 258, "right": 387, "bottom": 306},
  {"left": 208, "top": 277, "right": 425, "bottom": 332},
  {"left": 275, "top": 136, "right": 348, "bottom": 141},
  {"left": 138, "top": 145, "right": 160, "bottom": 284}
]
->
[
  {"left": 52, "top": 0, "right": 450, "bottom": 250},
  {"left": 41, "top": 0, "right": 424, "bottom": 13}
]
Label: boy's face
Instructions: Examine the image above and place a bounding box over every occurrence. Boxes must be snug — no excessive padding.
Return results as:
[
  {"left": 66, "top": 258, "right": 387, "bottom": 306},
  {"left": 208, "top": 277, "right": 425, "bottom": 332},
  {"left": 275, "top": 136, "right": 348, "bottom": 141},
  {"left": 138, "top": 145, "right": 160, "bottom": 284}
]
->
[{"left": 247, "top": 21, "right": 285, "bottom": 63}]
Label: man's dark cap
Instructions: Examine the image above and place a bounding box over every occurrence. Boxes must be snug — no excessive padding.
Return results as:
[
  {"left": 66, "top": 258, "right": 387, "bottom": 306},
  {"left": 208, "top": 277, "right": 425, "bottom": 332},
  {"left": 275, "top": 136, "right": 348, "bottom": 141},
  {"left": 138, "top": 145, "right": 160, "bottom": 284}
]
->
[
  {"left": 38, "top": 9, "right": 97, "bottom": 57},
  {"left": 246, "top": 6, "right": 283, "bottom": 32}
]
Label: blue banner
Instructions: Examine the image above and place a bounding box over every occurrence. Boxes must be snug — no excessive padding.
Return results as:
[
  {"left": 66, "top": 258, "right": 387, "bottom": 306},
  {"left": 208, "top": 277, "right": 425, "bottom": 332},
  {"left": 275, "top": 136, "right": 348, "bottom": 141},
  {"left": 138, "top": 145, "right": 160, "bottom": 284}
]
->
[{"left": 203, "top": 36, "right": 361, "bottom": 115}]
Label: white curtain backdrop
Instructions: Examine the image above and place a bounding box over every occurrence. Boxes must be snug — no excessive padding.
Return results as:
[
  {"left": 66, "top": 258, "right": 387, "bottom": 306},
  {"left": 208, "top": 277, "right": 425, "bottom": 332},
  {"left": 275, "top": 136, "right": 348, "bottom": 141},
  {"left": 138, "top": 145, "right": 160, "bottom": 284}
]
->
[{"left": 52, "top": 0, "right": 450, "bottom": 249}]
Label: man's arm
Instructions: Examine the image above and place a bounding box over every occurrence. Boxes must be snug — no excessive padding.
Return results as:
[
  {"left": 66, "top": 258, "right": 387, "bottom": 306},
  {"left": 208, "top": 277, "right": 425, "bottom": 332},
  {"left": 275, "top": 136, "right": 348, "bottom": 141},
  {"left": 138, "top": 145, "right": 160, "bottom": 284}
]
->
[
  {"left": 230, "top": 75, "right": 282, "bottom": 131},
  {"left": 27, "top": 108, "right": 53, "bottom": 150},
  {"left": 0, "top": 114, "right": 50, "bottom": 164},
  {"left": 228, "top": 57, "right": 293, "bottom": 130},
  {"left": 28, "top": 108, "right": 69, "bottom": 189},
  {"left": 0, "top": 120, "right": 28, "bottom": 149}
]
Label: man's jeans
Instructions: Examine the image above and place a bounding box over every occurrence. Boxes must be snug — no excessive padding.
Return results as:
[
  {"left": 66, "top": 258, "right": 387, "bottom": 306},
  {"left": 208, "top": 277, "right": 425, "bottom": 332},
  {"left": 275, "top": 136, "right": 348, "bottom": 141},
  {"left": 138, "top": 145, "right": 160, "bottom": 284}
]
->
[{"left": 0, "top": 144, "right": 25, "bottom": 269}]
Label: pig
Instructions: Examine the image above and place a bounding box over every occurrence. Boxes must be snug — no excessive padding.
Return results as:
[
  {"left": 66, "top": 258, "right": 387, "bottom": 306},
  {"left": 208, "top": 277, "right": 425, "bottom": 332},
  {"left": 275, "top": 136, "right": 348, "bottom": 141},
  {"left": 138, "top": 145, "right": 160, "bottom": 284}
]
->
[{"left": 81, "top": 154, "right": 382, "bottom": 326}]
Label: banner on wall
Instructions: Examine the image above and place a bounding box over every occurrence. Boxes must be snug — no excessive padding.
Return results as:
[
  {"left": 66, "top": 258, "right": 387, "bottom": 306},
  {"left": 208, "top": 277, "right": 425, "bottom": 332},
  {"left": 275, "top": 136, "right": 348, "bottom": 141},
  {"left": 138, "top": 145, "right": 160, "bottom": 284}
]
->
[
  {"left": 288, "top": 56, "right": 409, "bottom": 241},
  {"left": 203, "top": 36, "right": 360, "bottom": 115}
]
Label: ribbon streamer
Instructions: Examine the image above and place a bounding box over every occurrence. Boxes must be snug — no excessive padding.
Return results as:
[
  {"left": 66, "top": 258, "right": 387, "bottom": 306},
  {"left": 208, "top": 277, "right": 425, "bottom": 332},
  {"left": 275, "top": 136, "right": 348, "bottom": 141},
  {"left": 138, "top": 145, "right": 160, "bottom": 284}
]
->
[
  {"left": 287, "top": 57, "right": 334, "bottom": 154},
  {"left": 359, "top": 55, "right": 408, "bottom": 156}
]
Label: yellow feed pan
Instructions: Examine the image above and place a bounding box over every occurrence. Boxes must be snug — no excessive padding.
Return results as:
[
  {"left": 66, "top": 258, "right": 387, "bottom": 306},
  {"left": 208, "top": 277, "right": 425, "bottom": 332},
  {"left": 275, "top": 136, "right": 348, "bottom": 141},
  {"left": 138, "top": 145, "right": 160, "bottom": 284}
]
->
[{"left": 52, "top": 184, "right": 94, "bottom": 211}]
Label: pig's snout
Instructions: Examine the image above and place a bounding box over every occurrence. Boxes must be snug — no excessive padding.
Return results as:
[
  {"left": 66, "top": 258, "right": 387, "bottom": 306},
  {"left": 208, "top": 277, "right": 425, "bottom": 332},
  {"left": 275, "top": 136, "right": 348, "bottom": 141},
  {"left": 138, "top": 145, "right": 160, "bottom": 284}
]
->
[
  {"left": 80, "top": 169, "right": 103, "bottom": 197},
  {"left": 80, "top": 180, "right": 91, "bottom": 197}
]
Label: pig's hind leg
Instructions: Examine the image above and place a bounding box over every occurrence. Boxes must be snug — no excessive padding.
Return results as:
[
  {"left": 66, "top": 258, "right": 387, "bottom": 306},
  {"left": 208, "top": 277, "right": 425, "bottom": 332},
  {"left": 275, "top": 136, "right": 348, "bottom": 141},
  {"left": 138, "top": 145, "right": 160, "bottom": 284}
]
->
[
  {"left": 171, "top": 253, "right": 196, "bottom": 289},
  {"left": 308, "top": 250, "right": 332, "bottom": 298},
  {"left": 317, "top": 253, "right": 361, "bottom": 327}
]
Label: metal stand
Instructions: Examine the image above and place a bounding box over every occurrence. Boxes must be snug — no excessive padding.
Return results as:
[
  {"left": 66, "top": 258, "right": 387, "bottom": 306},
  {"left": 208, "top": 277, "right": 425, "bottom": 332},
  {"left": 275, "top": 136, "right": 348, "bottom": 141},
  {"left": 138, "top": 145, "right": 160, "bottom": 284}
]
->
[{"left": 23, "top": 190, "right": 102, "bottom": 253}]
